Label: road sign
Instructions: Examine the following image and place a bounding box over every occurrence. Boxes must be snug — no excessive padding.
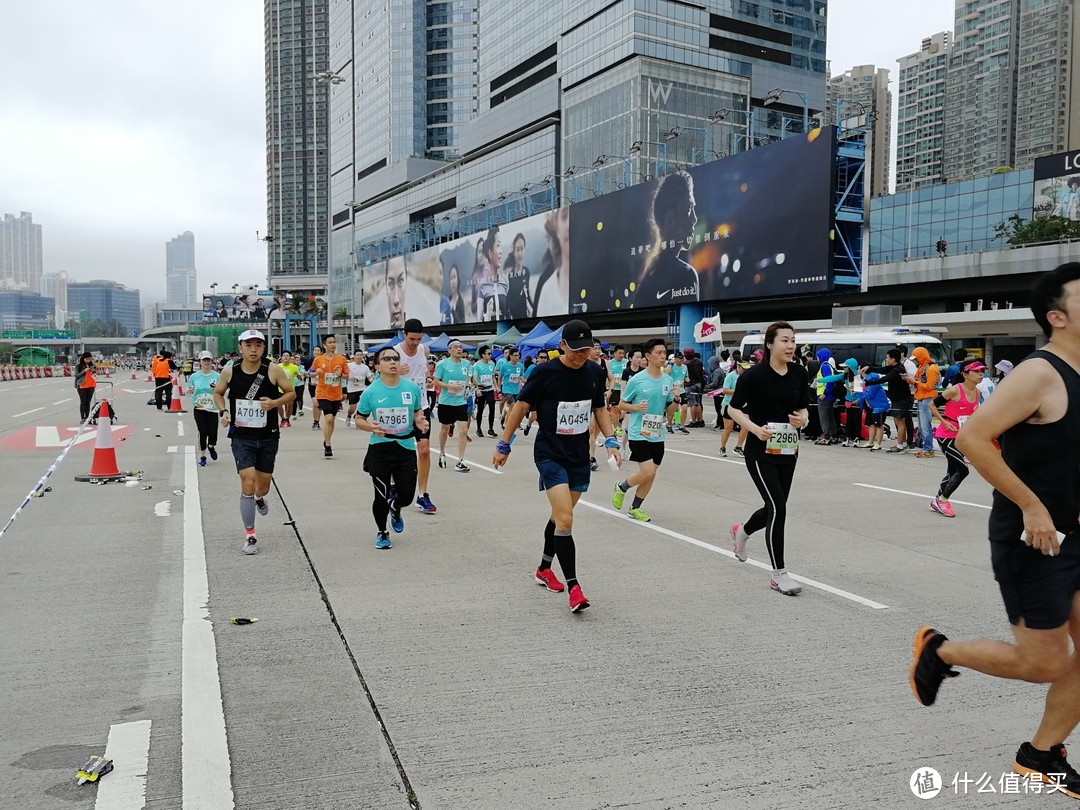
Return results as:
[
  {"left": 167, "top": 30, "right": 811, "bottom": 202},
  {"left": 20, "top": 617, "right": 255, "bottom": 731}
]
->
[
  {"left": 258, "top": 289, "right": 273, "bottom": 296},
  {"left": 33, "top": 330, "right": 76, "bottom": 340},
  {"left": 2, "top": 330, "right": 33, "bottom": 340}
]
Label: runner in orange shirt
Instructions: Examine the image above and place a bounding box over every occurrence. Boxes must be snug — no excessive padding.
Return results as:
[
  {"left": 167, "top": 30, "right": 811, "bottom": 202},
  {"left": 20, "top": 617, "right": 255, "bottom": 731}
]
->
[{"left": 311, "top": 334, "right": 350, "bottom": 458}]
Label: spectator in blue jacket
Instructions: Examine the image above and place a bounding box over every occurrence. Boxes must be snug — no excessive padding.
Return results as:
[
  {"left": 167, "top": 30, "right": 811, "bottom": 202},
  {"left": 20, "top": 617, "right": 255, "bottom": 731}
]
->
[{"left": 855, "top": 364, "right": 891, "bottom": 450}]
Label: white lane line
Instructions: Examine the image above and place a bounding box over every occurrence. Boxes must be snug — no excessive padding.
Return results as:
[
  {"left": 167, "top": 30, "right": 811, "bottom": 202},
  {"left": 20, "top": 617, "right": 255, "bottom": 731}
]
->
[
  {"left": 167, "top": 446, "right": 178, "bottom": 453},
  {"left": 443, "top": 452, "right": 503, "bottom": 475},
  {"left": 853, "top": 483, "right": 991, "bottom": 510},
  {"left": 182, "top": 447, "right": 234, "bottom": 808},
  {"left": 53, "top": 399, "right": 72, "bottom": 405},
  {"left": 155, "top": 501, "right": 171, "bottom": 517},
  {"left": 12, "top": 407, "right": 43, "bottom": 418},
  {"left": 666, "top": 447, "right": 745, "bottom": 466},
  {"left": 578, "top": 500, "right": 889, "bottom": 610},
  {"left": 95, "top": 719, "right": 151, "bottom": 810},
  {"left": 177, "top": 421, "right": 185, "bottom": 437}
]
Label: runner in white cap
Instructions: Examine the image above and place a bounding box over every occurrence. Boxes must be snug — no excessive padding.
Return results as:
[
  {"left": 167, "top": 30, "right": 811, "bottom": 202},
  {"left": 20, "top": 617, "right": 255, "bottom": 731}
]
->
[{"left": 190, "top": 350, "right": 221, "bottom": 467}]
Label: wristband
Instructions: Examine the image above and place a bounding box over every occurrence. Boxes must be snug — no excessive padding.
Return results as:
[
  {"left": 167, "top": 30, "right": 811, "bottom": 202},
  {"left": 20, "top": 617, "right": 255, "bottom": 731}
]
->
[
  {"left": 496, "top": 440, "right": 513, "bottom": 455},
  {"left": 604, "top": 436, "right": 620, "bottom": 449}
]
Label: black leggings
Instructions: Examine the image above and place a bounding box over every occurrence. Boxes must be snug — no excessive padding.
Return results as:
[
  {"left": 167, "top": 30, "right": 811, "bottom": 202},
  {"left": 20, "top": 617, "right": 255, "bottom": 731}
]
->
[
  {"left": 293, "top": 385, "right": 305, "bottom": 410},
  {"left": 78, "top": 387, "right": 96, "bottom": 422},
  {"left": 193, "top": 409, "right": 219, "bottom": 452},
  {"left": 364, "top": 443, "right": 418, "bottom": 532},
  {"left": 475, "top": 391, "right": 495, "bottom": 431},
  {"left": 936, "top": 437, "right": 969, "bottom": 499},
  {"left": 744, "top": 458, "right": 797, "bottom": 570}
]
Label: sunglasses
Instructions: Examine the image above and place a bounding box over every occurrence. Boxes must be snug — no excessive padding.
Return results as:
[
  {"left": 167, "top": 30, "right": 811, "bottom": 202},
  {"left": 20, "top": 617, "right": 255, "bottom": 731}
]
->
[{"left": 380, "top": 355, "right": 400, "bottom": 362}]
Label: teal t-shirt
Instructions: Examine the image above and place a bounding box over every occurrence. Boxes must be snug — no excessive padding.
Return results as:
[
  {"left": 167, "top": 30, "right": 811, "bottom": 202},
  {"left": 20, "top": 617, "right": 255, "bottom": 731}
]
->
[
  {"left": 668, "top": 363, "right": 688, "bottom": 391},
  {"left": 497, "top": 360, "right": 524, "bottom": 394},
  {"left": 524, "top": 362, "right": 539, "bottom": 380},
  {"left": 609, "top": 359, "right": 627, "bottom": 389},
  {"left": 473, "top": 360, "right": 496, "bottom": 391},
  {"left": 721, "top": 370, "right": 739, "bottom": 407},
  {"left": 189, "top": 370, "right": 221, "bottom": 412},
  {"left": 621, "top": 369, "right": 674, "bottom": 442},
  {"left": 358, "top": 377, "right": 423, "bottom": 450},
  {"left": 434, "top": 358, "right": 470, "bottom": 406}
]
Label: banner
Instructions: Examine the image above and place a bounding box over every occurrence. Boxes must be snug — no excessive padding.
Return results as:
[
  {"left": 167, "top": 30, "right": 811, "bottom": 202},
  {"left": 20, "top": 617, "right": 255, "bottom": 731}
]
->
[
  {"left": 362, "top": 257, "right": 441, "bottom": 332},
  {"left": 1033, "top": 151, "right": 1080, "bottom": 221},
  {"left": 693, "top": 314, "right": 723, "bottom": 343},
  {"left": 200, "top": 293, "right": 285, "bottom": 320}
]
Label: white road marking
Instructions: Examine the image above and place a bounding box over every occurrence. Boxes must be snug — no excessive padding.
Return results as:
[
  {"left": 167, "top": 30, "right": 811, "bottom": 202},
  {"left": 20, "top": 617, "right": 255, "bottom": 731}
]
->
[
  {"left": 177, "top": 421, "right": 185, "bottom": 437},
  {"left": 167, "top": 446, "right": 178, "bottom": 453},
  {"left": 53, "top": 398, "right": 71, "bottom": 405},
  {"left": 94, "top": 719, "right": 151, "bottom": 810},
  {"left": 666, "top": 447, "right": 745, "bottom": 466},
  {"left": 578, "top": 500, "right": 889, "bottom": 610},
  {"left": 853, "top": 483, "right": 991, "bottom": 510},
  {"left": 182, "top": 447, "right": 234, "bottom": 808},
  {"left": 12, "top": 407, "right": 43, "bottom": 418},
  {"left": 155, "top": 501, "right": 171, "bottom": 517},
  {"left": 443, "top": 452, "right": 502, "bottom": 475}
]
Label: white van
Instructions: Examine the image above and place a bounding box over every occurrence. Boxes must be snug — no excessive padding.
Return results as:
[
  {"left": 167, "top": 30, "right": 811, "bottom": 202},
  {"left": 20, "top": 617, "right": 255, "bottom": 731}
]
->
[{"left": 739, "top": 328, "right": 950, "bottom": 368}]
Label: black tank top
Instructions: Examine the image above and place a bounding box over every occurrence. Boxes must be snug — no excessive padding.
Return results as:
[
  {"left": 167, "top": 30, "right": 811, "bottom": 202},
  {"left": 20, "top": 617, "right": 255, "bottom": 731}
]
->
[
  {"left": 227, "top": 359, "right": 280, "bottom": 439},
  {"left": 989, "top": 350, "right": 1080, "bottom": 539}
]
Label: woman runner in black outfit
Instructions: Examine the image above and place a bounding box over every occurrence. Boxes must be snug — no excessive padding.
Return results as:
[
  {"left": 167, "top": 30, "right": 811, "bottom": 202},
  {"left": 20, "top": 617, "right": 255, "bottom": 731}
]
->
[{"left": 726, "top": 321, "right": 810, "bottom": 596}]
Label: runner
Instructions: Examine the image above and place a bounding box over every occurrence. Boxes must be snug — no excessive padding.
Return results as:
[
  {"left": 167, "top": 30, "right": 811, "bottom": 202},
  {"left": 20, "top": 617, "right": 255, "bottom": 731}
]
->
[
  {"left": 493, "top": 319, "right": 619, "bottom": 612},
  {"left": 311, "top": 335, "right": 350, "bottom": 457},
  {"left": 189, "top": 350, "right": 221, "bottom": 466},
  {"left": 666, "top": 352, "right": 690, "bottom": 434},
  {"left": 306, "top": 345, "right": 323, "bottom": 428},
  {"left": 213, "top": 330, "right": 295, "bottom": 555},
  {"left": 472, "top": 345, "right": 498, "bottom": 438},
  {"left": 394, "top": 320, "right": 437, "bottom": 513},
  {"left": 434, "top": 339, "right": 472, "bottom": 472},
  {"left": 619, "top": 349, "right": 644, "bottom": 453},
  {"left": 927, "top": 358, "right": 987, "bottom": 516},
  {"left": 718, "top": 359, "right": 749, "bottom": 457},
  {"left": 607, "top": 345, "right": 627, "bottom": 435},
  {"left": 355, "top": 347, "right": 429, "bottom": 549},
  {"left": 611, "top": 338, "right": 674, "bottom": 522},
  {"left": 346, "top": 350, "right": 373, "bottom": 426},
  {"left": 276, "top": 350, "right": 302, "bottom": 427},
  {"left": 910, "top": 263, "right": 1080, "bottom": 795},
  {"left": 522, "top": 352, "right": 548, "bottom": 436},
  {"left": 726, "top": 321, "right": 809, "bottom": 596},
  {"left": 588, "top": 339, "right": 607, "bottom": 471},
  {"left": 496, "top": 347, "right": 524, "bottom": 428}
]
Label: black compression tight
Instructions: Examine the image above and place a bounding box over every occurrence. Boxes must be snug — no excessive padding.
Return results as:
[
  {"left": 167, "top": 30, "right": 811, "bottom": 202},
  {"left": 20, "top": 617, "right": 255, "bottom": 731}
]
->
[
  {"left": 371, "top": 465, "right": 417, "bottom": 532},
  {"left": 936, "top": 437, "right": 969, "bottom": 499},
  {"left": 744, "top": 459, "right": 797, "bottom": 570}
]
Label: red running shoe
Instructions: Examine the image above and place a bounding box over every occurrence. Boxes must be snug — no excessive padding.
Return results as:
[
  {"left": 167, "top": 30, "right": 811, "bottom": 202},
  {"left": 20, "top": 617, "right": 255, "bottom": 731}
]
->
[
  {"left": 534, "top": 567, "right": 565, "bottom": 592},
  {"left": 568, "top": 584, "right": 590, "bottom": 612}
]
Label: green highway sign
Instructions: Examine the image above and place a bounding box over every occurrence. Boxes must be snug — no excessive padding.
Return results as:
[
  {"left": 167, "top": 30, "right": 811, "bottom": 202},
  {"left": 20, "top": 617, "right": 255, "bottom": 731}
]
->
[
  {"left": 1, "top": 330, "right": 76, "bottom": 340},
  {"left": 2, "top": 330, "right": 33, "bottom": 340}
]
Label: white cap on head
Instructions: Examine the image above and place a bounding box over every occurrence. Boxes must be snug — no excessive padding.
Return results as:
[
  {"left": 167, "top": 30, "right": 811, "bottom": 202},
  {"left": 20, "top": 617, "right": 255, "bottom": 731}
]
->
[
  {"left": 238, "top": 329, "right": 266, "bottom": 343},
  {"left": 198, "top": 351, "right": 214, "bottom": 360}
]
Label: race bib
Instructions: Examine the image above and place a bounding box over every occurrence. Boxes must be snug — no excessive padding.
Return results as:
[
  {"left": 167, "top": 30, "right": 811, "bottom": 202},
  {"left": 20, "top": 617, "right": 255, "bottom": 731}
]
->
[
  {"left": 194, "top": 393, "right": 216, "bottom": 410},
  {"left": 640, "top": 413, "right": 665, "bottom": 438},
  {"left": 323, "top": 372, "right": 341, "bottom": 386},
  {"left": 479, "top": 374, "right": 493, "bottom": 387},
  {"left": 509, "top": 374, "right": 520, "bottom": 385},
  {"left": 765, "top": 422, "right": 799, "bottom": 455},
  {"left": 957, "top": 414, "right": 970, "bottom": 429},
  {"left": 235, "top": 399, "right": 267, "bottom": 429},
  {"left": 350, "top": 377, "right": 366, "bottom": 387},
  {"left": 556, "top": 399, "right": 591, "bottom": 435},
  {"left": 376, "top": 406, "right": 410, "bottom": 435}
]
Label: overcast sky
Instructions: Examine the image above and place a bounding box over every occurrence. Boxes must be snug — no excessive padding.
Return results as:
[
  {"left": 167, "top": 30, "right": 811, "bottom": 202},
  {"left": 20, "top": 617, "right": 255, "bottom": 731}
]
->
[{"left": 0, "top": 1, "right": 955, "bottom": 304}]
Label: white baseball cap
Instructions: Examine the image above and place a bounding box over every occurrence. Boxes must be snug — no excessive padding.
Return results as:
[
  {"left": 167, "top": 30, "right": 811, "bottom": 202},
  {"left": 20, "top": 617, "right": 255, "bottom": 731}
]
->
[
  {"left": 238, "top": 329, "right": 266, "bottom": 343},
  {"left": 198, "top": 351, "right": 214, "bottom": 360}
]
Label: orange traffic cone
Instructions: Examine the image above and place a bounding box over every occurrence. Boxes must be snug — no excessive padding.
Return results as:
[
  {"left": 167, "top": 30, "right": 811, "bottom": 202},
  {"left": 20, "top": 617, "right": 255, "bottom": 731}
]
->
[
  {"left": 147, "top": 373, "right": 153, "bottom": 382},
  {"left": 131, "top": 371, "right": 137, "bottom": 380},
  {"left": 75, "top": 400, "right": 124, "bottom": 482},
  {"left": 168, "top": 378, "right": 187, "bottom": 413}
]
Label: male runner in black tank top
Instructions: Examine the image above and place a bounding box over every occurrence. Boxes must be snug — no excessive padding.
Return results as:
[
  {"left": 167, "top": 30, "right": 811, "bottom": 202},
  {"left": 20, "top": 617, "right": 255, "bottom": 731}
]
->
[
  {"left": 910, "top": 263, "right": 1080, "bottom": 795},
  {"left": 214, "top": 330, "right": 295, "bottom": 555}
]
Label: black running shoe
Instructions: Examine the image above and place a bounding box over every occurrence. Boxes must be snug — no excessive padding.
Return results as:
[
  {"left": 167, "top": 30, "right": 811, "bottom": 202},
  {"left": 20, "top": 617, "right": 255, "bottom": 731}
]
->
[
  {"left": 487, "top": 430, "right": 497, "bottom": 438},
  {"left": 909, "top": 626, "right": 959, "bottom": 706},
  {"left": 1014, "top": 742, "right": 1080, "bottom": 798},
  {"left": 324, "top": 444, "right": 333, "bottom": 458}
]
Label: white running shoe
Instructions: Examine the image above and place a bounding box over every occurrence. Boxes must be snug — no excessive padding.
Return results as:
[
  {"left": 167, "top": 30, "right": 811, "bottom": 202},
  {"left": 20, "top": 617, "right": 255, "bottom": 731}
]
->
[
  {"left": 730, "top": 523, "right": 748, "bottom": 562},
  {"left": 770, "top": 569, "right": 801, "bottom": 595},
  {"left": 242, "top": 536, "right": 258, "bottom": 555}
]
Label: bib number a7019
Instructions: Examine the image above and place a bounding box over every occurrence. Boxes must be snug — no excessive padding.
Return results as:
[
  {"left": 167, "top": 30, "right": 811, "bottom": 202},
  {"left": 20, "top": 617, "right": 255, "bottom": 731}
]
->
[{"left": 235, "top": 399, "right": 267, "bottom": 429}]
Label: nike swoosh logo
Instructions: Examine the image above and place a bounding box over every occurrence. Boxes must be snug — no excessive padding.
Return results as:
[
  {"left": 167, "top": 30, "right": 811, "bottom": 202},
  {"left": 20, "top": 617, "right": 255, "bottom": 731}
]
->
[
  {"left": 656, "top": 290, "right": 670, "bottom": 299},
  {"left": 378, "top": 397, "right": 388, "bottom": 403}
]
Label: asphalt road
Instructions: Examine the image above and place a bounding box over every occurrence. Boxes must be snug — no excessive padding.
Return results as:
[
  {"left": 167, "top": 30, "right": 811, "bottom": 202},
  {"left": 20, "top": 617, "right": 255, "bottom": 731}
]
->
[{"left": 0, "top": 374, "right": 1056, "bottom": 808}]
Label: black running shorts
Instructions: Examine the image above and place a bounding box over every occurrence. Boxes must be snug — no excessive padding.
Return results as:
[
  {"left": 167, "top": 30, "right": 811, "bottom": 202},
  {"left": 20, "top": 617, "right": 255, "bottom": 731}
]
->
[
  {"left": 991, "top": 532, "right": 1080, "bottom": 630},
  {"left": 317, "top": 399, "right": 343, "bottom": 415},
  {"left": 628, "top": 439, "right": 665, "bottom": 465},
  {"left": 438, "top": 403, "right": 468, "bottom": 425}
]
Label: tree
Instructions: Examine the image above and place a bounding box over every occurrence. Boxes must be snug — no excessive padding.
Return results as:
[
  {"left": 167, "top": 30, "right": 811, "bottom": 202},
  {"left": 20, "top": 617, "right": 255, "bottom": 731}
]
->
[
  {"left": 334, "top": 306, "right": 349, "bottom": 320},
  {"left": 994, "top": 214, "right": 1080, "bottom": 246}
]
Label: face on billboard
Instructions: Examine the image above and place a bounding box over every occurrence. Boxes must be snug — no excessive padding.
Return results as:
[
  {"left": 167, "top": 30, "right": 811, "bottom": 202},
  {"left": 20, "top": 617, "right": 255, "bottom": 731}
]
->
[
  {"left": 361, "top": 256, "right": 440, "bottom": 332},
  {"left": 568, "top": 128, "right": 835, "bottom": 313},
  {"left": 1033, "top": 153, "right": 1080, "bottom": 222},
  {"left": 202, "top": 294, "right": 270, "bottom": 320}
]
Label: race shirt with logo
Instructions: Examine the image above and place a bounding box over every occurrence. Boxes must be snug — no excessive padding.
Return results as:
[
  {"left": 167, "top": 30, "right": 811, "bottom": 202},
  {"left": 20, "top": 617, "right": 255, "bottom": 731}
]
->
[
  {"left": 347, "top": 362, "right": 373, "bottom": 394},
  {"left": 609, "top": 359, "right": 627, "bottom": 390},
  {"left": 668, "top": 362, "right": 688, "bottom": 395},
  {"left": 473, "top": 360, "right": 496, "bottom": 392},
  {"left": 189, "top": 370, "right": 221, "bottom": 412},
  {"left": 622, "top": 369, "right": 674, "bottom": 442},
  {"left": 497, "top": 359, "right": 524, "bottom": 395},
  {"left": 359, "top": 377, "right": 423, "bottom": 450},
  {"left": 518, "top": 358, "right": 607, "bottom": 468},
  {"left": 312, "top": 353, "right": 349, "bottom": 401},
  {"left": 226, "top": 360, "right": 280, "bottom": 439},
  {"left": 434, "top": 358, "right": 471, "bottom": 406}
]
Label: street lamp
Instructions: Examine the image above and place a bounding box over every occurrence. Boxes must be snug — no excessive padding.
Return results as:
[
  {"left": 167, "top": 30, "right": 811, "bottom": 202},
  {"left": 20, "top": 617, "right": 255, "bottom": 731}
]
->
[
  {"left": 664, "top": 126, "right": 711, "bottom": 167},
  {"left": 762, "top": 88, "right": 809, "bottom": 133},
  {"left": 593, "top": 154, "right": 633, "bottom": 188},
  {"left": 629, "top": 140, "right": 668, "bottom": 178},
  {"left": 708, "top": 108, "right": 753, "bottom": 155}
]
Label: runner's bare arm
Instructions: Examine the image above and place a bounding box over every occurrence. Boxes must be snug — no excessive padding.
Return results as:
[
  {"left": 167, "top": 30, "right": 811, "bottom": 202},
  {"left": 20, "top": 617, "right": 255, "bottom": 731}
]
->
[
  {"left": 213, "top": 365, "right": 232, "bottom": 416},
  {"left": 266, "top": 363, "right": 296, "bottom": 408},
  {"left": 726, "top": 404, "right": 771, "bottom": 441}
]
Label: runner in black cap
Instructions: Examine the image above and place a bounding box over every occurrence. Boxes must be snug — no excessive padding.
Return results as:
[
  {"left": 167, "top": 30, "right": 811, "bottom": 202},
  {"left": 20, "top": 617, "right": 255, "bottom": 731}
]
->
[{"left": 493, "top": 319, "right": 621, "bottom": 612}]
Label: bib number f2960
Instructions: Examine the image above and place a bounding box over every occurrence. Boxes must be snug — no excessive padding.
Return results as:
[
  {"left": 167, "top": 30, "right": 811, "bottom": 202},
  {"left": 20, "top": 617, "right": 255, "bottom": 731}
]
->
[
  {"left": 556, "top": 400, "right": 591, "bottom": 435},
  {"left": 235, "top": 399, "right": 267, "bottom": 429},
  {"left": 765, "top": 422, "right": 799, "bottom": 455}
]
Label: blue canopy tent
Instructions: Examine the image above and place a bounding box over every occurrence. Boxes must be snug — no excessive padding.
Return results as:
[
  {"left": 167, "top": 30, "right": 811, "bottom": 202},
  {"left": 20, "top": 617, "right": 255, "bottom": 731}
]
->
[
  {"left": 517, "top": 321, "right": 551, "bottom": 345},
  {"left": 426, "top": 332, "right": 476, "bottom": 353},
  {"left": 365, "top": 338, "right": 399, "bottom": 354},
  {"left": 521, "top": 324, "right": 564, "bottom": 349}
]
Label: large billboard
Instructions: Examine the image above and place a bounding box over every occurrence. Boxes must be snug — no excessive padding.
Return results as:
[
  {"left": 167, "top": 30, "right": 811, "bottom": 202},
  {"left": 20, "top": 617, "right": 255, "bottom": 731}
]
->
[
  {"left": 568, "top": 128, "right": 835, "bottom": 313},
  {"left": 1033, "top": 151, "right": 1080, "bottom": 221},
  {"left": 200, "top": 293, "right": 287, "bottom": 320},
  {"left": 361, "top": 257, "right": 442, "bottom": 332}
]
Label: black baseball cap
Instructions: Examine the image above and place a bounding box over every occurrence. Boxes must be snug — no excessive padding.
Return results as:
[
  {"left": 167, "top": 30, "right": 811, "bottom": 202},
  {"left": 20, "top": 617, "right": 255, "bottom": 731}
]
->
[
  {"left": 562, "top": 319, "right": 593, "bottom": 351},
  {"left": 403, "top": 318, "right": 423, "bottom": 334}
]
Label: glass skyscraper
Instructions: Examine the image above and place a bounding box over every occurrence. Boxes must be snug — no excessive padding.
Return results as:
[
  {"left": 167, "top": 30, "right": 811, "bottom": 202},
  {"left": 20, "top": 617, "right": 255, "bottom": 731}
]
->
[
  {"left": 165, "top": 230, "right": 197, "bottom": 306},
  {"left": 68, "top": 281, "right": 141, "bottom": 336}
]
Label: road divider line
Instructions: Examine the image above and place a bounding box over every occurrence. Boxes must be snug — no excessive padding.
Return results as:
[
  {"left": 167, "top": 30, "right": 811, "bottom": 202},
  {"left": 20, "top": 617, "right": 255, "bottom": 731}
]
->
[
  {"left": 94, "top": 719, "right": 151, "bottom": 810},
  {"left": 177, "top": 421, "right": 185, "bottom": 437},
  {"left": 53, "top": 399, "right": 71, "bottom": 405},
  {"left": 443, "top": 452, "right": 503, "bottom": 475},
  {"left": 577, "top": 499, "right": 889, "bottom": 610},
  {"left": 12, "top": 407, "right": 43, "bottom": 418},
  {"left": 666, "top": 447, "right": 744, "bottom": 466},
  {"left": 853, "top": 482, "right": 991, "bottom": 510},
  {"left": 182, "top": 447, "right": 234, "bottom": 808}
]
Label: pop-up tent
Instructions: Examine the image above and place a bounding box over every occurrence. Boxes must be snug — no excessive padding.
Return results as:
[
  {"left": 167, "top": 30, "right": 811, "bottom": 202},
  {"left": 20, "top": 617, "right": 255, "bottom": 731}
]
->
[
  {"left": 521, "top": 324, "right": 565, "bottom": 349},
  {"left": 517, "top": 321, "right": 551, "bottom": 345},
  {"left": 492, "top": 325, "right": 524, "bottom": 346},
  {"left": 426, "top": 333, "right": 476, "bottom": 353}
]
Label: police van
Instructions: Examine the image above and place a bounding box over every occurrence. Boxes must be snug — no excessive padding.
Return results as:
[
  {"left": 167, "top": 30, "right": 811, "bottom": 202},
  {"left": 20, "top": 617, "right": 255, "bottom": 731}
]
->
[{"left": 739, "top": 328, "right": 950, "bottom": 368}]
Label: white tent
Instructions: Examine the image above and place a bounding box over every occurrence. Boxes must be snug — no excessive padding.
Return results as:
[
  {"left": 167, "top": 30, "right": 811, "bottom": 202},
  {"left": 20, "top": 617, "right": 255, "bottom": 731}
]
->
[{"left": 693, "top": 314, "right": 723, "bottom": 343}]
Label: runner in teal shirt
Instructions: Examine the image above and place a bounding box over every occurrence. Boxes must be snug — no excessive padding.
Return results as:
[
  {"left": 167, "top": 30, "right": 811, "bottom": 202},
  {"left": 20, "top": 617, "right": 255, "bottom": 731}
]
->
[
  {"left": 666, "top": 356, "right": 689, "bottom": 433},
  {"left": 358, "top": 375, "right": 424, "bottom": 451},
  {"left": 622, "top": 362, "right": 675, "bottom": 442},
  {"left": 190, "top": 353, "right": 221, "bottom": 466},
  {"left": 434, "top": 354, "right": 471, "bottom": 406},
  {"left": 497, "top": 355, "right": 525, "bottom": 396}
]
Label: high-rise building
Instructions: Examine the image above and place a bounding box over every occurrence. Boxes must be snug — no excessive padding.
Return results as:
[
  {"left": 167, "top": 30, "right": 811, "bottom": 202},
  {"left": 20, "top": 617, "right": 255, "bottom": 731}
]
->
[
  {"left": 165, "top": 231, "right": 197, "bottom": 306},
  {"left": 0, "top": 211, "right": 44, "bottom": 292},
  {"left": 40, "top": 270, "right": 69, "bottom": 328},
  {"left": 896, "top": 32, "right": 951, "bottom": 193},
  {"left": 327, "top": 0, "right": 827, "bottom": 280},
  {"left": 265, "top": 0, "right": 329, "bottom": 294},
  {"left": 826, "top": 64, "right": 892, "bottom": 196},
  {"left": 0, "top": 292, "right": 55, "bottom": 330},
  {"left": 141, "top": 302, "right": 161, "bottom": 332},
  {"left": 68, "top": 280, "right": 141, "bottom": 337}
]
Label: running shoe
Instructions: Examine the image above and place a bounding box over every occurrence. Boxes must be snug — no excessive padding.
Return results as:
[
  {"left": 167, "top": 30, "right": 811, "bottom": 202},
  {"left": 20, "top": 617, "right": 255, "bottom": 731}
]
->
[
  {"left": 255, "top": 497, "right": 269, "bottom": 516},
  {"left": 885, "top": 445, "right": 907, "bottom": 454},
  {"left": 627, "top": 507, "right": 651, "bottom": 522},
  {"left": 611, "top": 483, "right": 625, "bottom": 510},
  {"left": 909, "top": 626, "right": 959, "bottom": 706},
  {"left": 568, "top": 584, "right": 590, "bottom": 612},
  {"left": 869, "top": 445, "right": 882, "bottom": 452},
  {"left": 678, "top": 426, "right": 690, "bottom": 435},
  {"left": 242, "top": 535, "right": 258, "bottom": 555},
  {"left": 614, "top": 426, "right": 622, "bottom": 438},
  {"left": 311, "top": 422, "right": 320, "bottom": 431},
  {"left": 438, "top": 454, "right": 447, "bottom": 469},
  {"left": 416, "top": 493, "right": 437, "bottom": 514},
  {"left": 841, "top": 440, "right": 852, "bottom": 447},
  {"left": 590, "top": 457, "right": 598, "bottom": 472},
  {"left": 389, "top": 504, "right": 404, "bottom": 533},
  {"left": 534, "top": 567, "right": 565, "bottom": 592},
  {"left": 198, "top": 457, "right": 207, "bottom": 467},
  {"left": 208, "top": 446, "right": 218, "bottom": 461},
  {"left": 487, "top": 430, "right": 497, "bottom": 438},
  {"left": 523, "top": 424, "right": 531, "bottom": 436},
  {"left": 375, "top": 532, "right": 392, "bottom": 550},
  {"left": 856, "top": 441, "right": 873, "bottom": 449},
  {"left": 718, "top": 447, "right": 727, "bottom": 457},
  {"left": 814, "top": 436, "right": 830, "bottom": 445},
  {"left": 324, "top": 444, "right": 333, "bottom": 458},
  {"left": 1014, "top": 743, "right": 1080, "bottom": 798},
  {"left": 476, "top": 429, "right": 484, "bottom": 438},
  {"left": 296, "top": 408, "right": 304, "bottom": 416},
  {"left": 730, "top": 523, "right": 747, "bottom": 562},
  {"left": 667, "top": 425, "right": 675, "bottom": 434},
  {"left": 770, "top": 569, "right": 802, "bottom": 596},
  {"left": 733, "top": 447, "right": 744, "bottom": 457},
  {"left": 282, "top": 419, "right": 291, "bottom": 428},
  {"left": 915, "top": 450, "right": 936, "bottom": 458},
  {"left": 454, "top": 461, "right": 470, "bottom": 473},
  {"left": 930, "top": 497, "right": 956, "bottom": 518}
]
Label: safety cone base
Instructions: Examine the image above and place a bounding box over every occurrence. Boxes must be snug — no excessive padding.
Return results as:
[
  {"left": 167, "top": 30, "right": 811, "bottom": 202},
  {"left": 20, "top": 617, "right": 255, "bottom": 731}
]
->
[{"left": 76, "top": 400, "right": 126, "bottom": 482}]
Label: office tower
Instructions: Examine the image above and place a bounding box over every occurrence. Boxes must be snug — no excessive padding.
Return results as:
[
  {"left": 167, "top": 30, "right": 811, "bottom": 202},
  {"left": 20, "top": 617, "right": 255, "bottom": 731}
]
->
[
  {"left": 40, "top": 270, "right": 69, "bottom": 328},
  {"left": 68, "top": 280, "right": 141, "bottom": 336},
  {"left": 0, "top": 211, "right": 44, "bottom": 292},
  {"left": 141, "top": 302, "right": 161, "bottom": 332},
  {"left": 896, "top": 32, "right": 951, "bottom": 193},
  {"left": 265, "top": 0, "right": 329, "bottom": 293},
  {"left": 165, "top": 231, "right": 197, "bottom": 306},
  {"left": 827, "top": 64, "right": 892, "bottom": 196}
]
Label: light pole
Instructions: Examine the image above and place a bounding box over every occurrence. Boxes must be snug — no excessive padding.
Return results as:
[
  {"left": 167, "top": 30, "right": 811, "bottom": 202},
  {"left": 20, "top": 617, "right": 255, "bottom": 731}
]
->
[
  {"left": 708, "top": 108, "right": 753, "bottom": 155},
  {"left": 629, "top": 140, "right": 668, "bottom": 179},
  {"left": 664, "top": 126, "right": 711, "bottom": 167},
  {"left": 593, "top": 154, "right": 634, "bottom": 188},
  {"left": 762, "top": 88, "right": 810, "bottom": 133}
]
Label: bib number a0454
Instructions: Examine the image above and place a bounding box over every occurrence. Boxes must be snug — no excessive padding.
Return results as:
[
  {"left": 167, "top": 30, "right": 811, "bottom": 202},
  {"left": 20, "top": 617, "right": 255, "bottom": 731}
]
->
[
  {"left": 556, "top": 400, "right": 591, "bottom": 435},
  {"left": 765, "top": 422, "right": 799, "bottom": 455},
  {"left": 235, "top": 399, "right": 267, "bottom": 429}
]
